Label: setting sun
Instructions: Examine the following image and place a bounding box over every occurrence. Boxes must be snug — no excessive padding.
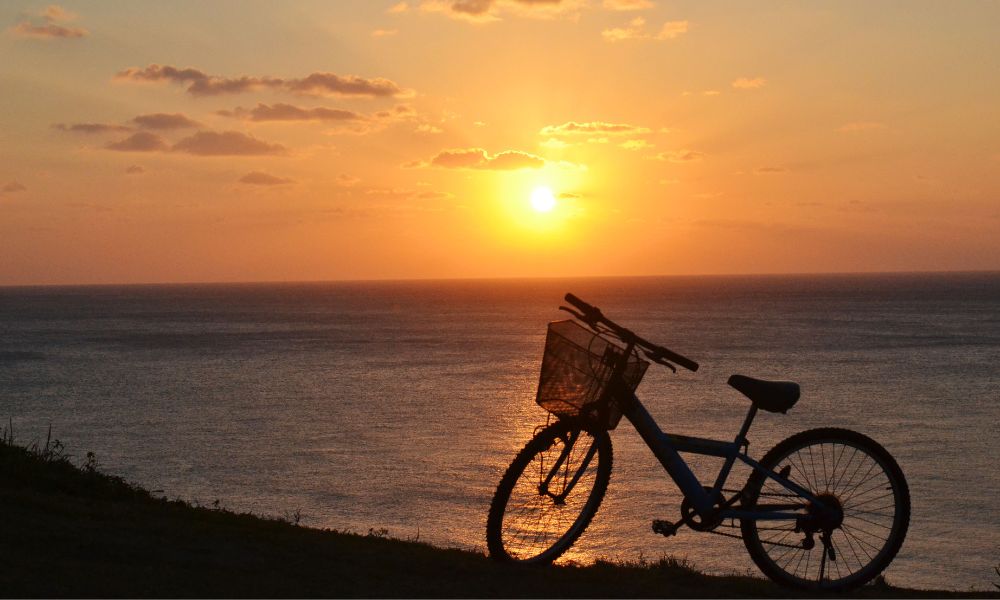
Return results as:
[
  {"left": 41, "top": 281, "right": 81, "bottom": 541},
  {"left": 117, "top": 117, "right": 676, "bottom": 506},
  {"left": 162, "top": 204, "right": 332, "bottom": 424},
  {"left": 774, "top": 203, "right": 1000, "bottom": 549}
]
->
[{"left": 530, "top": 187, "right": 557, "bottom": 213}]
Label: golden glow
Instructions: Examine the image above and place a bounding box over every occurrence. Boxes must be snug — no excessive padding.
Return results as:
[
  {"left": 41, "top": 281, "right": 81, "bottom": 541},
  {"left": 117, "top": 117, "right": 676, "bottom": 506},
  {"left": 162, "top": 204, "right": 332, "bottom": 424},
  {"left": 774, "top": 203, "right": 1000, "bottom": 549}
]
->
[
  {"left": 530, "top": 186, "right": 557, "bottom": 213},
  {"left": 1, "top": 4, "right": 998, "bottom": 284}
]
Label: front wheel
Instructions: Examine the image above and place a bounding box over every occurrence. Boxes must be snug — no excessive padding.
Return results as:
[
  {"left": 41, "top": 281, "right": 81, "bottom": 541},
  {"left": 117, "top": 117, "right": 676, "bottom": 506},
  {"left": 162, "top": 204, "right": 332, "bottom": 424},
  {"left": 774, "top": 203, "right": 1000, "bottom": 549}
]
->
[
  {"left": 487, "top": 420, "right": 612, "bottom": 564},
  {"left": 741, "top": 428, "right": 910, "bottom": 591}
]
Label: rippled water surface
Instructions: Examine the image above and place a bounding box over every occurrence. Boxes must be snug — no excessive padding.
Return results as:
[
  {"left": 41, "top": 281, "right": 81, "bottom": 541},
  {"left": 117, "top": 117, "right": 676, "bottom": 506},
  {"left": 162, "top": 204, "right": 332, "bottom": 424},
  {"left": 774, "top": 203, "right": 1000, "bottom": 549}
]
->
[{"left": 2, "top": 273, "right": 997, "bottom": 590}]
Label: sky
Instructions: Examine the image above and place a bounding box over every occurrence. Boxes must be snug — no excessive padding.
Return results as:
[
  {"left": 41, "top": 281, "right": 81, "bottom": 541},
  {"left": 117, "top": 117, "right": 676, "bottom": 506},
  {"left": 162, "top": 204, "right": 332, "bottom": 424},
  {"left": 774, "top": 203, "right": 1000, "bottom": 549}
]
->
[{"left": 1, "top": 0, "right": 999, "bottom": 285}]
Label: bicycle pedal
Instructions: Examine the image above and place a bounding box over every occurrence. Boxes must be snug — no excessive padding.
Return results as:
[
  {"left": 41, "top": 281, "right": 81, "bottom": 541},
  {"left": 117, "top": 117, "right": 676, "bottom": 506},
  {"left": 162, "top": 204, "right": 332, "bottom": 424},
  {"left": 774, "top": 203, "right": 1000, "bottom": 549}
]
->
[{"left": 651, "top": 519, "right": 679, "bottom": 537}]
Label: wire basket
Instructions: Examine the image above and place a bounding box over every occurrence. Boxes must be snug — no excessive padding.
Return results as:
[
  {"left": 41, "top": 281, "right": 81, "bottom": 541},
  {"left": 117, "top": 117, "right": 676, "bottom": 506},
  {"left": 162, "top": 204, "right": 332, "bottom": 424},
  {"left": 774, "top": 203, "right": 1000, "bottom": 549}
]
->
[{"left": 535, "top": 320, "right": 649, "bottom": 429}]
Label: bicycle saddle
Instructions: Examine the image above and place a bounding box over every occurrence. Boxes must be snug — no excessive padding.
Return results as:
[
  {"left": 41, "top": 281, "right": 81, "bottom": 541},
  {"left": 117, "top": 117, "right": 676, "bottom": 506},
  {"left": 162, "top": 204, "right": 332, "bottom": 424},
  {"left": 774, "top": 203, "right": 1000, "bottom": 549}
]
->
[{"left": 727, "top": 374, "right": 800, "bottom": 413}]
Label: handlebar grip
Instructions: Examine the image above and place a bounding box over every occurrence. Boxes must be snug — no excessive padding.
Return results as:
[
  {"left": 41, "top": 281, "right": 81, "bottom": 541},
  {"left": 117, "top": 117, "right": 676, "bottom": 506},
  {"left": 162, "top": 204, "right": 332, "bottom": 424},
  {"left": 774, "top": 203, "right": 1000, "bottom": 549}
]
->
[
  {"left": 658, "top": 348, "right": 699, "bottom": 372},
  {"left": 564, "top": 293, "right": 597, "bottom": 316}
]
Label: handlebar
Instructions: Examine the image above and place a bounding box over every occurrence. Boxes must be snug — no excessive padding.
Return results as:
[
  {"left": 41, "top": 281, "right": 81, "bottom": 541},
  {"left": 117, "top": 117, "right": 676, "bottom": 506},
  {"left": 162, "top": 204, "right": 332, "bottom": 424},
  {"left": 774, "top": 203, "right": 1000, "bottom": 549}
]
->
[{"left": 564, "top": 293, "right": 699, "bottom": 372}]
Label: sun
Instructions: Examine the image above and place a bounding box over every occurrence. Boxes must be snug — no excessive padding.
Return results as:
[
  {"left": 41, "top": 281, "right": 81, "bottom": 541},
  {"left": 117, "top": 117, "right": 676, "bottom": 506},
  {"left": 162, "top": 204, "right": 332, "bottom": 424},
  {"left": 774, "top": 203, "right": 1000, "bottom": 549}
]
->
[{"left": 530, "top": 186, "right": 557, "bottom": 213}]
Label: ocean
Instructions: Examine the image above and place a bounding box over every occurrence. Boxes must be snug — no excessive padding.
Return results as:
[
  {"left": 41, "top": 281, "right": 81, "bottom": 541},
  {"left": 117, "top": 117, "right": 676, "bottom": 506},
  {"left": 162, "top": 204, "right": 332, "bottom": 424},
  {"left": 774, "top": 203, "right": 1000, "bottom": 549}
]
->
[{"left": 1, "top": 273, "right": 997, "bottom": 590}]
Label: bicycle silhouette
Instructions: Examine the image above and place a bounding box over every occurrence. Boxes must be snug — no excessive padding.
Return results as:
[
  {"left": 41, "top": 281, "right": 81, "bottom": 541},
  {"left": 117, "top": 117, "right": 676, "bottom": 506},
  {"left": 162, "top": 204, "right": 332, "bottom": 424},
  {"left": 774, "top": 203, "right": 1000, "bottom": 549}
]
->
[{"left": 487, "top": 294, "right": 910, "bottom": 591}]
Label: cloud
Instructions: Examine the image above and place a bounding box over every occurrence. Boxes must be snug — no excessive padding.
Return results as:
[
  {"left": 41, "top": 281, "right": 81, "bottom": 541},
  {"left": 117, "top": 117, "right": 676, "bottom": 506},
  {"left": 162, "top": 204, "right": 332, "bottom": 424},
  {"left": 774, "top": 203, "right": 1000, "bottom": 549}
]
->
[
  {"left": 657, "top": 20, "right": 688, "bottom": 39},
  {"left": 10, "top": 22, "right": 87, "bottom": 38},
  {"left": 540, "top": 121, "right": 650, "bottom": 136},
  {"left": 426, "top": 147, "right": 545, "bottom": 170},
  {"left": 415, "top": 123, "right": 443, "bottom": 134},
  {"left": 239, "top": 171, "right": 294, "bottom": 185},
  {"left": 387, "top": 1, "right": 410, "bottom": 13},
  {"left": 53, "top": 122, "right": 131, "bottom": 134},
  {"left": 372, "top": 28, "right": 398, "bottom": 37},
  {"left": 172, "top": 131, "right": 286, "bottom": 156},
  {"left": 602, "top": 0, "right": 653, "bottom": 9},
  {"left": 2, "top": 181, "right": 27, "bottom": 193},
  {"left": 702, "top": 90, "right": 721, "bottom": 96},
  {"left": 10, "top": 7, "right": 86, "bottom": 39},
  {"left": 540, "top": 137, "right": 571, "bottom": 149},
  {"left": 419, "top": 0, "right": 584, "bottom": 23},
  {"left": 221, "top": 103, "right": 366, "bottom": 122},
  {"left": 755, "top": 166, "right": 786, "bottom": 174},
  {"left": 336, "top": 174, "right": 361, "bottom": 187},
  {"left": 603, "top": 17, "right": 687, "bottom": 41},
  {"left": 106, "top": 132, "right": 169, "bottom": 152},
  {"left": 732, "top": 77, "right": 766, "bottom": 90},
  {"left": 116, "top": 64, "right": 406, "bottom": 98},
  {"left": 125, "top": 165, "right": 145, "bottom": 174},
  {"left": 620, "top": 139, "right": 653, "bottom": 150},
  {"left": 838, "top": 121, "right": 887, "bottom": 133},
  {"left": 287, "top": 73, "right": 404, "bottom": 97},
  {"left": 130, "top": 113, "right": 201, "bottom": 130},
  {"left": 653, "top": 149, "right": 704, "bottom": 163}
]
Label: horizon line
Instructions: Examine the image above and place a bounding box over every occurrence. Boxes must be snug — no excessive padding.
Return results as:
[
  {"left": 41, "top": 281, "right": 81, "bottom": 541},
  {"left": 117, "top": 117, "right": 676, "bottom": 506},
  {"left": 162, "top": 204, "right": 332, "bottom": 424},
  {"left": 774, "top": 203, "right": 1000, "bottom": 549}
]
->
[{"left": 2, "top": 268, "right": 999, "bottom": 290}]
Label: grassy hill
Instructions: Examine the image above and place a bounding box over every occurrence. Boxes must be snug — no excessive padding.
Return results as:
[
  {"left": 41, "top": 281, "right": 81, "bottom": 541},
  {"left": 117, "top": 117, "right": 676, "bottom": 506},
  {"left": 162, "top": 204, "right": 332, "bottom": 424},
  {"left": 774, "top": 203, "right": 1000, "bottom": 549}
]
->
[{"left": 0, "top": 434, "right": 994, "bottom": 598}]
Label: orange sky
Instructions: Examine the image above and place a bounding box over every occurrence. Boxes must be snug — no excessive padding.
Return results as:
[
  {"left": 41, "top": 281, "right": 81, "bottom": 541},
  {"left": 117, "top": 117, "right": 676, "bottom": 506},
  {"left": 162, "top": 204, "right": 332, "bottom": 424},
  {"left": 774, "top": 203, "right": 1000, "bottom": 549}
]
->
[{"left": 2, "top": 1, "right": 999, "bottom": 285}]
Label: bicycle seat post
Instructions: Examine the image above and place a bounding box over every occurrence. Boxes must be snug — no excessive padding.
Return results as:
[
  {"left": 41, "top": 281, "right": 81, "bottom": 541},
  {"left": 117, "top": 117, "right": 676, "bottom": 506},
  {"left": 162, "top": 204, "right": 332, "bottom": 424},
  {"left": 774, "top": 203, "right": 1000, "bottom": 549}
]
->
[{"left": 736, "top": 405, "right": 758, "bottom": 446}]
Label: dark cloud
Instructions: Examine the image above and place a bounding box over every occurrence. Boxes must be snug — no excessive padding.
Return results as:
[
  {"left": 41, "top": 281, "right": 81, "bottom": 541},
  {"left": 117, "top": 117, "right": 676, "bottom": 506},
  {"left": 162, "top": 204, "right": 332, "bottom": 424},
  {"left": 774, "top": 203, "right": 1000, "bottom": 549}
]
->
[
  {"left": 172, "top": 131, "right": 285, "bottom": 156},
  {"left": 428, "top": 147, "right": 544, "bottom": 170},
  {"left": 239, "top": 171, "right": 294, "bottom": 185},
  {"left": 106, "top": 132, "right": 169, "bottom": 152},
  {"left": 53, "top": 122, "right": 132, "bottom": 134},
  {"left": 540, "top": 121, "right": 650, "bottom": 136},
  {"left": 116, "top": 64, "right": 405, "bottom": 98},
  {"left": 222, "top": 103, "right": 365, "bottom": 122},
  {"left": 286, "top": 73, "right": 402, "bottom": 97},
  {"left": 2, "top": 181, "right": 27, "bottom": 193},
  {"left": 130, "top": 113, "right": 201, "bottom": 130},
  {"left": 755, "top": 166, "right": 787, "bottom": 174},
  {"left": 125, "top": 165, "right": 145, "bottom": 174}
]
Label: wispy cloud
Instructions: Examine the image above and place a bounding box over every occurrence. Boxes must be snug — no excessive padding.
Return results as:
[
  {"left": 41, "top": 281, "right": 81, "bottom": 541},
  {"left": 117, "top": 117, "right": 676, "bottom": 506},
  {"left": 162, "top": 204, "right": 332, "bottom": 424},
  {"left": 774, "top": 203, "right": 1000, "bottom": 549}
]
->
[
  {"left": 105, "top": 132, "right": 169, "bottom": 152},
  {"left": 105, "top": 130, "right": 286, "bottom": 156},
  {"left": 419, "top": 147, "right": 545, "bottom": 170},
  {"left": 219, "top": 103, "right": 366, "bottom": 123},
  {"left": 540, "top": 121, "right": 650, "bottom": 136},
  {"left": 54, "top": 122, "right": 131, "bottom": 134},
  {"left": 602, "top": 17, "right": 687, "bottom": 42},
  {"left": 131, "top": 113, "right": 201, "bottom": 130},
  {"left": 732, "top": 77, "right": 766, "bottom": 90},
  {"left": 239, "top": 171, "right": 294, "bottom": 185},
  {"left": 652, "top": 149, "right": 704, "bottom": 163},
  {"left": 2, "top": 181, "right": 27, "bottom": 193},
  {"left": 125, "top": 165, "right": 145, "bottom": 175},
  {"left": 387, "top": 1, "right": 410, "bottom": 13},
  {"left": 602, "top": 0, "right": 654, "bottom": 10},
  {"left": 116, "top": 64, "right": 407, "bottom": 98},
  {"left": 172, "top": 131, "right": 286, "bottom": 156},
  {"left": 9, "top": 5, "right": 86, "bottom": 39},
  {"left": 620, "top": 139, "right": 653, "bottom": 150},
  {"left": 754, "top": 166, "right": 787, "bottom": 174},
  {"left": 372, "top": 28, "right": 398, "bottom": 37},
  {"left": 419, "top": 0, "right": 585, "bottom": 23}
]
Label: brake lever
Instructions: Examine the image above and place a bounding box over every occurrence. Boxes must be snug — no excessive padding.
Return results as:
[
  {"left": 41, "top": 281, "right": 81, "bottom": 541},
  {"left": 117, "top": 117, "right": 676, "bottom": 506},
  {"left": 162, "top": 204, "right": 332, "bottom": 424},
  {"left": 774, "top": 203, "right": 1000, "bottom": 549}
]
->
[
  {"left": 559, "top": 306, "right": 602, "bottom": 333},
  {"left": 643, "top": 350, "right": 677, "bottom": 372}
]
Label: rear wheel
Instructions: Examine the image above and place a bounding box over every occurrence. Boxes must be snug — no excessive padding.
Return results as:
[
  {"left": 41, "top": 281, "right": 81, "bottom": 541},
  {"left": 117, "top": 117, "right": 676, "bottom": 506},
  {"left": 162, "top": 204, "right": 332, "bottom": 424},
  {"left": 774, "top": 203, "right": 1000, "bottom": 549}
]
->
[
  {"left": 741, "top": 428, "right": 910, "bottom": 591},
  {"left": 487, "top": 420, "right": 612, "bottom": 564}
]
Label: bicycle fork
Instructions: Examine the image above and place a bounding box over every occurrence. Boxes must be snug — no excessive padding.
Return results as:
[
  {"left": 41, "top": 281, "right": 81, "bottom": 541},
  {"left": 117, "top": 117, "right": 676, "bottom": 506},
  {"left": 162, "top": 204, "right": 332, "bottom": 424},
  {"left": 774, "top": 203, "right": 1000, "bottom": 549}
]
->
[{"left": 538, "top": 431, "right": 599, "bottom": 504}]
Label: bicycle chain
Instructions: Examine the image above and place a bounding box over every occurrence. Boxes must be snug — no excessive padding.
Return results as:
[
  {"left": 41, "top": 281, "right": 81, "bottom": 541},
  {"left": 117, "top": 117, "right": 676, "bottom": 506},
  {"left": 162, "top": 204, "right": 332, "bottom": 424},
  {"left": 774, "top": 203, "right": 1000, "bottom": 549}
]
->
[{"left": 695, "top": 488, "right": 810, "bottom": 550}]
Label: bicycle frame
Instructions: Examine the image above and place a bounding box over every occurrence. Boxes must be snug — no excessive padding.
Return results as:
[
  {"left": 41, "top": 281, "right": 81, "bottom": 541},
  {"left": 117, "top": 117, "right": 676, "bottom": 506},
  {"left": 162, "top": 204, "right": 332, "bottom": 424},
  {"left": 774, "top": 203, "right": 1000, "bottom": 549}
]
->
[{"left": 604, "top": 340, "right": 830, "bottom": 523}]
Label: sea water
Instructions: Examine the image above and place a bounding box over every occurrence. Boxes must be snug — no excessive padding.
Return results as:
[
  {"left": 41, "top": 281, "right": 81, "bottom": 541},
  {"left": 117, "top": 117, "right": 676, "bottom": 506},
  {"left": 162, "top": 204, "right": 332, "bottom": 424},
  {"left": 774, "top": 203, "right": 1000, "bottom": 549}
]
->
[{"left": 1, "top": 273, "right": 997, "bottom": 590}]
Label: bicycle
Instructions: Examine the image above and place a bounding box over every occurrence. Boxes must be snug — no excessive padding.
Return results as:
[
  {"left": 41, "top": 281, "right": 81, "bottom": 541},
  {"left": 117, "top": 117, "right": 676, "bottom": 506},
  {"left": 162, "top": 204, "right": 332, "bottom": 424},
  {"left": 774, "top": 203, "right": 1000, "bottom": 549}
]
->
[{"left": 486, "top": 293, "right": 910, "bottom": 591}]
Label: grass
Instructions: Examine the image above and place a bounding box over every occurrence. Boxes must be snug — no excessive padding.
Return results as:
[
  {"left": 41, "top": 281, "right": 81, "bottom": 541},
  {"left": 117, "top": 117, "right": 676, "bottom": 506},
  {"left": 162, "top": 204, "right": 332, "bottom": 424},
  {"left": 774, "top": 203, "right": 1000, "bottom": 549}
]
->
[{"left": 0, "top": 431, "right": 996, "bottom": 598}]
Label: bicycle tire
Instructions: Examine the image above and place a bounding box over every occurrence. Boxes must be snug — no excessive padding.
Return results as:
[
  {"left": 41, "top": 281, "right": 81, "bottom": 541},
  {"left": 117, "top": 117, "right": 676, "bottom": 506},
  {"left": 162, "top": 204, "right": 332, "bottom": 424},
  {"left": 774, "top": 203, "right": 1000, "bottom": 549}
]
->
[
  {"left": 487, "top": 420, "right": 612, "bottom": 564},
  {"left": 741, "top": 427, "right": 910, "bottom": 591}
]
